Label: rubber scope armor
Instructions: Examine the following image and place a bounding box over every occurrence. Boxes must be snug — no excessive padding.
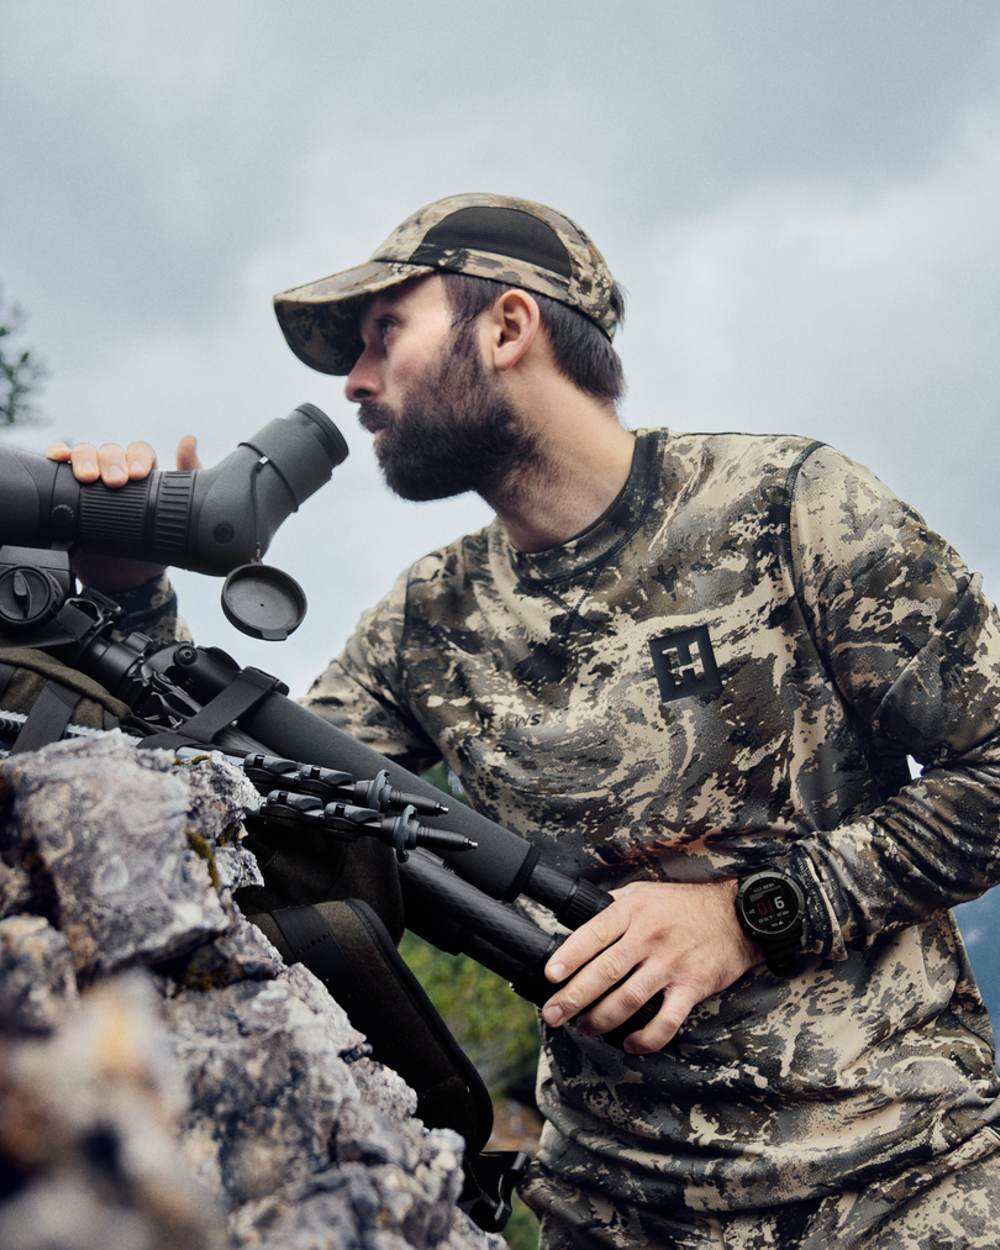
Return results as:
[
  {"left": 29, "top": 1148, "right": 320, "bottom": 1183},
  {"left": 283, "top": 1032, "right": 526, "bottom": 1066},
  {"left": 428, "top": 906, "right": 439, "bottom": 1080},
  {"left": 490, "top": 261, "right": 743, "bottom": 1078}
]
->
[{"left": 0, "top": 404, "right": 348, "bottom": 576}]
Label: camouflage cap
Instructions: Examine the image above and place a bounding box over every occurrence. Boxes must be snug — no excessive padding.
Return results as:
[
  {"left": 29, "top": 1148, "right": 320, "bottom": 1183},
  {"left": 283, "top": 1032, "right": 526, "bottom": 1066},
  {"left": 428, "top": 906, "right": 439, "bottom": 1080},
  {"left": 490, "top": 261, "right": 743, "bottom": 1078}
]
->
[{"left": 273, "top": 192, "right": 620, "bottom": 375}]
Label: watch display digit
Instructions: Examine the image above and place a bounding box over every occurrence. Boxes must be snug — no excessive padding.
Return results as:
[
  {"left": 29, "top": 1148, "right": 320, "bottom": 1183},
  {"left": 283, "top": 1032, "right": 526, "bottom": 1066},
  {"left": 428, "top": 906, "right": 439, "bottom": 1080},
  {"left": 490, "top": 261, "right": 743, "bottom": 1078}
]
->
[{"left": 739, "top": 874, "right": 802, "bottom": 937}]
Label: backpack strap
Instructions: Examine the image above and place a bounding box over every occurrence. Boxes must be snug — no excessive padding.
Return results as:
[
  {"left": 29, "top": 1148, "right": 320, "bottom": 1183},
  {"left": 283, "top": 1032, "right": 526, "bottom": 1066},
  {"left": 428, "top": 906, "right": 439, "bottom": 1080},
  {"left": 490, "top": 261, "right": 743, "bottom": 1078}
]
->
[
  {"left": 0, "top": 646, "right": 131, "bottom": 723},
  {"left": 253, "top": 899, "right": 494, "bottom": 1153},
  {"left": 8, "top": 681, "right": 83, "bottom": 754},
  {"left": 248, "top": 899, "right": 526, "bottom": 1233},
  {"left": 0, "top": 646, "right": 130, "bottom": 753}
]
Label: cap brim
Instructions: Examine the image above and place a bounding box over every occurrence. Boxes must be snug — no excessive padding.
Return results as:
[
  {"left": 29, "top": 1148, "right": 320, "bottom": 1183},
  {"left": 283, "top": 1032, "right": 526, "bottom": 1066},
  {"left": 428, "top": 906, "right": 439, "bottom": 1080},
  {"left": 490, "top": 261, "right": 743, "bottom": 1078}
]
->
[{"left": 273, "top": 259, "right": 434, "bottom": 375}]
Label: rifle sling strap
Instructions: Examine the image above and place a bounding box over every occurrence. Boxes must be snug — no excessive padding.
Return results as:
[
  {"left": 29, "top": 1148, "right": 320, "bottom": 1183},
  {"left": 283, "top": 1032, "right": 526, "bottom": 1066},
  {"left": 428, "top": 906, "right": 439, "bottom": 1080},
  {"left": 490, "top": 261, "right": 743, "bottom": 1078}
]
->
[
  {"left": 7, "top": 680, "right": 83, "bottom": 755},
  {"left": 141, "top": 667, "right": 280, "bottom": 749}
]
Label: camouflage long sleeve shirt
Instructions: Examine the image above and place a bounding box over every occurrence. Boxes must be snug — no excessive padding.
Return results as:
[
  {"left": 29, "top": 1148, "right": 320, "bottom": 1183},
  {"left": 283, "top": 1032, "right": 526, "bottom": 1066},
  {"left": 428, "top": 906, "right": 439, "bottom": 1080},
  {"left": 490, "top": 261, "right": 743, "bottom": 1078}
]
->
[{"left": 304, "top": 428, "right": 1000, "bottom": 1214}]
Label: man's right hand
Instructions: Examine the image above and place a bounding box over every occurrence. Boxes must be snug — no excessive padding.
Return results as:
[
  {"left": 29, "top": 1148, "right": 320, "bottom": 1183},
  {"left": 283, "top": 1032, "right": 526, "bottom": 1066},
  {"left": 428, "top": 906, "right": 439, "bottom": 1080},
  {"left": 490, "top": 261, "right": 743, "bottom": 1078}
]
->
[{"left": 45, "top": 435, "right": 201, "bottom": 591}]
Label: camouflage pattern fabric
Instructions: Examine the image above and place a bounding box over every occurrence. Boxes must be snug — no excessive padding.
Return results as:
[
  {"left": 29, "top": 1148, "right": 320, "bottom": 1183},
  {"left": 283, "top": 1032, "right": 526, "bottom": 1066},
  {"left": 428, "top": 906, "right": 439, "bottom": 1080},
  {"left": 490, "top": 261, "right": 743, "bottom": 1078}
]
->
[
  {"left": 101, "top": 571, "right": 190, "bottom": 649},
  {"left": 273, "top": 192, "right": 620, "bottom": 375},
  {"left": 532, "top": 1122, "right": 1000, "bottom": 1247},
  {"left": 303, "top": 428, "right": 1000, "bottom": 1238}
]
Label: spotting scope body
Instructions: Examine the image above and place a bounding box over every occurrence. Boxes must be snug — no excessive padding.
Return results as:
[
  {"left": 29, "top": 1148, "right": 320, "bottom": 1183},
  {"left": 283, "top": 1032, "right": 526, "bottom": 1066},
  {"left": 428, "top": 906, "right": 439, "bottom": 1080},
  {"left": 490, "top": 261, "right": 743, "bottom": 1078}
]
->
[{"left": 0, "top": 404, "right": 347, "bottom": 576}]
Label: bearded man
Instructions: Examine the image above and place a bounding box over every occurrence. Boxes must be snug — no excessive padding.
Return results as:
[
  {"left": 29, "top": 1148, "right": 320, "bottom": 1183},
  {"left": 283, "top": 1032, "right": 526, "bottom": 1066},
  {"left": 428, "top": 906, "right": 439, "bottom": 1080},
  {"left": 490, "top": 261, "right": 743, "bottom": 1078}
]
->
[{"left": 52, "top": 194, "right": 1000, "bottom": 1249}]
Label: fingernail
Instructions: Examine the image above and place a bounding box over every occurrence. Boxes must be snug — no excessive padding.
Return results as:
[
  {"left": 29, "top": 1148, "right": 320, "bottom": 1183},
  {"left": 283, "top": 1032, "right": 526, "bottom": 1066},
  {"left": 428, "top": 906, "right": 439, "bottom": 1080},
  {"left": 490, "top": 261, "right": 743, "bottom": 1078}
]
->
[
  {"left": 542, "top": 1004, "right": 563, "bottom": 1026},
  {"left": 546, "top": 962, "right": 565, "bottom": 981},
  {"left": 106, "top": 467, "right": 126, "bottom": 486}
]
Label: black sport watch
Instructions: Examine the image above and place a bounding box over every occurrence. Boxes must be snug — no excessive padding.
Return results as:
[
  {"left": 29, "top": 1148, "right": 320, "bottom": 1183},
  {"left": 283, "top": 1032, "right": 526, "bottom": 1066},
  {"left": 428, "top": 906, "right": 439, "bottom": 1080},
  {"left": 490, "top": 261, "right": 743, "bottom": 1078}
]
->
[{"left": 735, "top": 869, "right": 805, "bottom": 976}]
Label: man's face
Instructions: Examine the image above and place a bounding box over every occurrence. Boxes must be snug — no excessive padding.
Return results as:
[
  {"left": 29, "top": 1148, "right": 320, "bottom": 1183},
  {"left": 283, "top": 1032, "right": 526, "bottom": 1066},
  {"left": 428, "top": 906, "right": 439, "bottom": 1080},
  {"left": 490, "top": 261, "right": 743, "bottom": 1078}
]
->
[{"left": 345, "top": 276, "right": 536, "bottom": 501}]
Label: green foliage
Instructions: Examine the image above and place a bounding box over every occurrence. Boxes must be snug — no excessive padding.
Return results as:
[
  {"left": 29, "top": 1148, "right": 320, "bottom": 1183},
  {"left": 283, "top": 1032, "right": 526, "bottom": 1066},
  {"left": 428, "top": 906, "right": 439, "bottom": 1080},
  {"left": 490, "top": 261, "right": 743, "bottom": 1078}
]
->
[
  {"left": 414, "top": 761, "right": 540, "bottom": 1248},
  {"left": 399, "top": 931, "right": 540, "bottom": 1092},
  {"left": 422, "top": 758, "right": 461, "bottom": 799},
  {"left": 0, "top": 288, "right": 48, "bottom": 428},
  {"left": 502, "top": 1195, "right": 540, "bottom": 1250}
]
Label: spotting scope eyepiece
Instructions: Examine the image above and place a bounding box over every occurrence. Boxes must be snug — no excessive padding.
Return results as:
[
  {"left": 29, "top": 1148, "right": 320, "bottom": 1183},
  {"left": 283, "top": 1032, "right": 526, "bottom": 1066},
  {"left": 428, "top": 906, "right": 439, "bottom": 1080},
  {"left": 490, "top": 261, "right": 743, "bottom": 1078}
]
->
[{"left": 0, "top": 403, "right": 348, "bottom": 576}]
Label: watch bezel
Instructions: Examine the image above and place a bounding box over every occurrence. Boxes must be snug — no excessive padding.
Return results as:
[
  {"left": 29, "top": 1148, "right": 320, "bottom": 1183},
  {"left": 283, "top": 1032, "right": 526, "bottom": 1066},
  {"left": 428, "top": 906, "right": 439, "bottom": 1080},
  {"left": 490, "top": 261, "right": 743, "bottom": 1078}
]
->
[{"left": 736, "top": 870, "right": 805, "bottom": 940}]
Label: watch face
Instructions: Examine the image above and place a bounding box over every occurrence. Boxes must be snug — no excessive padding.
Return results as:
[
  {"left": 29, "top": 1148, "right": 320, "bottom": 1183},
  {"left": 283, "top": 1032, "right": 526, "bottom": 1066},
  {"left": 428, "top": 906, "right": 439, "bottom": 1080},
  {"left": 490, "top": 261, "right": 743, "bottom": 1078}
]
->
[{"left": 739, "top": 874, "right": 802, "bottom": 937}]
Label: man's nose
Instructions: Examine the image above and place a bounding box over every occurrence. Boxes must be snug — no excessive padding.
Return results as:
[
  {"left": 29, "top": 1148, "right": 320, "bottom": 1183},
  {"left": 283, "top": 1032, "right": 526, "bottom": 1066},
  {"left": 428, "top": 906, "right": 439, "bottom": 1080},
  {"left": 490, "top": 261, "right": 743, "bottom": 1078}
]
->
[{"left": 345, "top": 352, "right": 380, "bottom": 403}]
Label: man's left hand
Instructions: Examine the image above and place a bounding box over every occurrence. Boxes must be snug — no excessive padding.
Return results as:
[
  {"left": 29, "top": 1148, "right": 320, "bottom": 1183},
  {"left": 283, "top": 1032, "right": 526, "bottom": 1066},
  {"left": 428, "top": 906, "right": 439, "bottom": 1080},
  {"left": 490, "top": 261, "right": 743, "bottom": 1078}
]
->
[{"left": 542, "top": 879, "right": 762, "bottom": 1055}]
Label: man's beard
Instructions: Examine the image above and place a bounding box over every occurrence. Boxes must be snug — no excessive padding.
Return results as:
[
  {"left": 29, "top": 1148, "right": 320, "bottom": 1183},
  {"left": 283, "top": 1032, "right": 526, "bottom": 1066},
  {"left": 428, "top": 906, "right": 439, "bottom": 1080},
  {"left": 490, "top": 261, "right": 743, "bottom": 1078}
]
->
[{"left": 359, "top": 323, "right": 539, "bottom": 502}]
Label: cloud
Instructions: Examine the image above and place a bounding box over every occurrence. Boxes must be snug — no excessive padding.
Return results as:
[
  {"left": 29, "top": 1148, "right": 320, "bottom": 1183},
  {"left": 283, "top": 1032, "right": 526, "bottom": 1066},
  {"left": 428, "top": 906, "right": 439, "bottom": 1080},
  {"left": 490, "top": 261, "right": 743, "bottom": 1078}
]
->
[
  {"left": 3, "top": 0, "right": 1000, "bottom": 689},
  {"left": 620, "top": 117, "right": 1000, "bottom": 589}
]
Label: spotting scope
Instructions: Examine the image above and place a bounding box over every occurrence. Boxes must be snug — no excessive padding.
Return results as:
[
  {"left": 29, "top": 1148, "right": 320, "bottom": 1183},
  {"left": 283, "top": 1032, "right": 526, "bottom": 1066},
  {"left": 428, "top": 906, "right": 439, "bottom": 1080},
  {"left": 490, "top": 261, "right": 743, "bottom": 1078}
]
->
[{"left": 0, "top": 404, "right": 348, "bottom": 576}]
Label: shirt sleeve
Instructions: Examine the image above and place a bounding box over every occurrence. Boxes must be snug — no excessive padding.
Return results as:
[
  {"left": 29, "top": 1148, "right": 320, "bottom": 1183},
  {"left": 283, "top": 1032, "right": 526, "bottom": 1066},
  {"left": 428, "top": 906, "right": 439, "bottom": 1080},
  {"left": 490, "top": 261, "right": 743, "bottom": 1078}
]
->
[
  {"left": 781, "top": 444, "right": 1000, "bottom": 960},
  {"left": 300, "top": 568, "right": 442, "bottom": 774},
  {"left": 100, "top": 573, "right": 192, "bottom": 647}
]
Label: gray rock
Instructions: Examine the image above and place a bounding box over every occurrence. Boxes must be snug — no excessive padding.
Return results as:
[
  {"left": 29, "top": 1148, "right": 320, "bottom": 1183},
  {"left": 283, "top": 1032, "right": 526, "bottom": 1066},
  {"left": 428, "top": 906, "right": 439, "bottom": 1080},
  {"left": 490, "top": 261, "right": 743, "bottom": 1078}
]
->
[
  {"left": 0, "top": 857, "right": 33, "bottom": 916},
  {"left": 0, "top": 734, "right": 236, "bottom": 974},
  {"left": 227, "top": 1161, "right": 505, "bottom": 1250},
  {"left": 168, "top": 749, "right": 264, "bottom": 897},
  {"left": 161, "top": 960, "right": 360, "bottom": 1203},
  {"left": 167, "top": 911, "right": 286, "bottom": 989},
  {"left": 215, "top": 841, "right": 266, "bottom": 894},
  {"left": 0, "top": 973, "right": 227, "bottom": 1250},
  {"left": 349, "top": 1054, "right": 420, "bottom": 1126},
  {"left": 169, "top": 948, "right": 503, "bottom": 1249},
  {"left": 0, "top": 735, "right": 507, "bottom": 1250},
  {"left": 0, "top": 913, "right": 78, "bottom": 1033}
]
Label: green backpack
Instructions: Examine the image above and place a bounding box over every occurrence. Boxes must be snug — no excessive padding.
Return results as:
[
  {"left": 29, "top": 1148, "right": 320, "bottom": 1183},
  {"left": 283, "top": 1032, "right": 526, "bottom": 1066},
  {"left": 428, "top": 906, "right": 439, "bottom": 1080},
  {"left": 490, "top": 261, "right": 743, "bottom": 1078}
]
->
[{"left": 0, "top": 645, "right": 131, "bottom": 751}]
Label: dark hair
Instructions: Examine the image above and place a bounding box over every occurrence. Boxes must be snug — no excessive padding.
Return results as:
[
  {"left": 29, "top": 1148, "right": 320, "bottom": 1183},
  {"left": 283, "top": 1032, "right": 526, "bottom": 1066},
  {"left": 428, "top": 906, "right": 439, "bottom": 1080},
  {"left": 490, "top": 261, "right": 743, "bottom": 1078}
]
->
[{"left": 440, "top": 273, "right": 626, "bottom": 404}]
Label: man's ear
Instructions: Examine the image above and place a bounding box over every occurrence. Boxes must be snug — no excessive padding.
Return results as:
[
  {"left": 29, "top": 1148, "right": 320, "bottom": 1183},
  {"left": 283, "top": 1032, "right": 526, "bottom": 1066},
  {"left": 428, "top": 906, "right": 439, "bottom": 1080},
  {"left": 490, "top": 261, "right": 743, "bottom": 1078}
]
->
[{"left": 489, "top": 289, "right": 541, "bottom": 372}]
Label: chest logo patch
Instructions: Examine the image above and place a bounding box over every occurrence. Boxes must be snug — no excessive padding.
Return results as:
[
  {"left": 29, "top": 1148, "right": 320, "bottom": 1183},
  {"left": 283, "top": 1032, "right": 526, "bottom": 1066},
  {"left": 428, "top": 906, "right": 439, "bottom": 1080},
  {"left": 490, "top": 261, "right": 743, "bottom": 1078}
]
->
[{"left": 649, "top": 625, "right": 722, "bottom": 703}]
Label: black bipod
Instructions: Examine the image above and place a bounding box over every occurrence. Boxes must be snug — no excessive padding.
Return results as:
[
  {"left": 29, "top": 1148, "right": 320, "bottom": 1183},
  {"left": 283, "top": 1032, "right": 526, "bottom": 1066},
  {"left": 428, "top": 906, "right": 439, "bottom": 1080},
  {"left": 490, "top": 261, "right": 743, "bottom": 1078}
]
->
[
  {"left": 252, "top": 789, "right": 475, "bottom": 863},
  {"left": 0, "top": 713, "right": 476, "bottom": 866},
  {"left": 234, "top": 753, "right": 472, "bottom": 861},
  {"left": 176, "top": 747, "right": 475, "bottom": 862},
  {"left": 239, "top": 753, "right": 449, "bottom": 817}
]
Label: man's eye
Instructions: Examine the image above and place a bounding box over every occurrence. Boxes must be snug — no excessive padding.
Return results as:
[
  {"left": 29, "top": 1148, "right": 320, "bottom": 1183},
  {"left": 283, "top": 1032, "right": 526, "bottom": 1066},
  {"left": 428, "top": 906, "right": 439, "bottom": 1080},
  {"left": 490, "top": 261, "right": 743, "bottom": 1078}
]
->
[{"left": 376, "top": 318, "right": 396, "bottom": 340}]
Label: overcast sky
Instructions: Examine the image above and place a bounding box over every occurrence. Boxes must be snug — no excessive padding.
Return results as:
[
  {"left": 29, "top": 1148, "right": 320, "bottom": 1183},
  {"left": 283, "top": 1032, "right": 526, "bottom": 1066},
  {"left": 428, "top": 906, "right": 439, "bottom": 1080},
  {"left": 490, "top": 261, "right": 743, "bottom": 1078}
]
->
[{"left": 3, "top": 1, "right": 999, "bottom": 697}]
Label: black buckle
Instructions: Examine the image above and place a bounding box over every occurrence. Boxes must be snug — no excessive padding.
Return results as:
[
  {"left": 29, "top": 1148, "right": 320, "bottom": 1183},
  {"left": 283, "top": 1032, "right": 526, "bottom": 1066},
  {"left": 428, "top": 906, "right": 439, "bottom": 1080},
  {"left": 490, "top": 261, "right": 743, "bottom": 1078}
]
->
[{"left": 460, "top": 1150, "right": 531, "bottom": 1233}]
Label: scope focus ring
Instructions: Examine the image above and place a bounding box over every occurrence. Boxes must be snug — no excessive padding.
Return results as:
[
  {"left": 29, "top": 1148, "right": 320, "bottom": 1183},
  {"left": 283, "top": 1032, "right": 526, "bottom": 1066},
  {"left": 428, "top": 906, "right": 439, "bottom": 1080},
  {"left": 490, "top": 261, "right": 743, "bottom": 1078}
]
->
[
  {"left": 78, "top": 478, "right": 150, "bottom": 554},
  {"left": 152, "top": 472, "right": 194, "bottom": 562}
]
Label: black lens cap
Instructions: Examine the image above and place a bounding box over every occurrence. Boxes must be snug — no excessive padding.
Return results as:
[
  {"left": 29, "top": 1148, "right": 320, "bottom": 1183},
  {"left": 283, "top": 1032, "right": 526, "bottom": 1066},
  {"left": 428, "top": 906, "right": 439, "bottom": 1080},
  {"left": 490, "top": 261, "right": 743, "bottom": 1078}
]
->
[{"left": 221, "top": 563, "right": 307, "bottom": 640}]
